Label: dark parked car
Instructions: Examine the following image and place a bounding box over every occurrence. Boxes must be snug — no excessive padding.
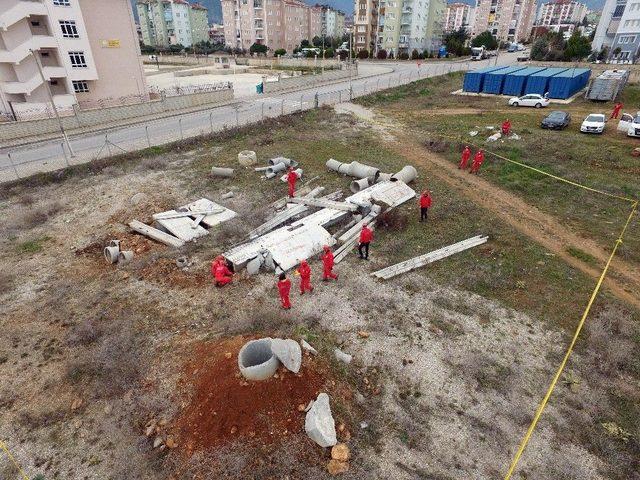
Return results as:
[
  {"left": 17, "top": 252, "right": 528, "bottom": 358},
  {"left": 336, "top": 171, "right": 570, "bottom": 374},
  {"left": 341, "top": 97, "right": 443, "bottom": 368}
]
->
[{"left": 541, "top": 110, "right": 571, "bottom": 130}]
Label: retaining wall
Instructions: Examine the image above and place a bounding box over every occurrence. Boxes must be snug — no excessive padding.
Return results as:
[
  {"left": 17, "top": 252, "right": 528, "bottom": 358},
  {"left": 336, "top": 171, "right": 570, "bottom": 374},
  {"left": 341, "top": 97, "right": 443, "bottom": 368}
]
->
[
  {"left": 0, "top": 88, "right": 233, "bottom": 142},
  {"left": 263, "top": 69, "right": 352, "bottom": 93},
  {"left": 236, "top": 57, "right": 341, "bottom": 69}
]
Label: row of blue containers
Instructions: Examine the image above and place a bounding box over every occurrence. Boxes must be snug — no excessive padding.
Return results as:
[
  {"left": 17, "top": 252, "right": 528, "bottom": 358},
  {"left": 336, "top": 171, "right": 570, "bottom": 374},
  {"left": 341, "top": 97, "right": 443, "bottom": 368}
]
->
[{"left": 463, "top": 65, "right": 591, "bottom": 99}]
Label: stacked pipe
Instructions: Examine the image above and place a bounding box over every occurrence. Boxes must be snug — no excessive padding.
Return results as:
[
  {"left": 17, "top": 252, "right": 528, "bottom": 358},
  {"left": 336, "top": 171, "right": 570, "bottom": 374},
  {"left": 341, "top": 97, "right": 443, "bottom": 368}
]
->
[{"left": 326, "top": 159, "right": 418, "bottom": 193}]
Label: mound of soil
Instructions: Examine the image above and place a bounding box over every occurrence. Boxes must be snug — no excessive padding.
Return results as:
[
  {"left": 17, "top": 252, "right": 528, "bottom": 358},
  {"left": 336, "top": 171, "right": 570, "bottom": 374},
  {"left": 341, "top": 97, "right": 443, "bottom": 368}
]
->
[
  {"left": 139, "top": 257, "right": 210, "bottom": 289},
  {"left": 174, "top": 336, "right": 333, "bottom": 455},
  {"left": 75, "top": 232, "right": 161, "bottom": 259}
]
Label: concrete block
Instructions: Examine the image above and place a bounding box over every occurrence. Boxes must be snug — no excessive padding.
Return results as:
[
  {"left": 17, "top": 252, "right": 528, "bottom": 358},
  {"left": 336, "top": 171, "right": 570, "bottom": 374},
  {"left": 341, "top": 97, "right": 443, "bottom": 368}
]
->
[
  {"left": 305, "top": 393, "right": 337, "bottom": 448},
  {"left": 300, "top": 339, "right": 318, "bottom": 356},
  {"left": 271, "top": 338, "right": 302, "bottom": 373},
  {"left": 334, "top": 348, "right": 352, "bottom": 364}
]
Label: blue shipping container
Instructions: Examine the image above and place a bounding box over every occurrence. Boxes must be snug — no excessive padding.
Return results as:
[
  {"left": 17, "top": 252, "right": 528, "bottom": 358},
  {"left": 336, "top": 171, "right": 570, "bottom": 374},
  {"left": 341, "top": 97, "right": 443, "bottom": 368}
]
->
[
  {"left": 502, "top": 67, "right": 548, "bottom": 96},
  {"left": 524, "top": 68, "right": 568, "bottom": 95},
  {"left": 462, "top": 66, "right": 509, "bottom": 93},
  {"left": 482, "top": 66, "right": 528, "bottom": 94},
  {"left": 547, "top": 68, "right": 592, "bottom": 99}
]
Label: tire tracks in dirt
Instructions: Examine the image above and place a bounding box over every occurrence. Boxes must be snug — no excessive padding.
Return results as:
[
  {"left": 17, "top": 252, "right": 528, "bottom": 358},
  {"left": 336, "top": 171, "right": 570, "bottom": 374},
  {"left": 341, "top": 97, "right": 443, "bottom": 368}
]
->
[{"left": 337, "top": 103, "right": 640, "bottom": 309}]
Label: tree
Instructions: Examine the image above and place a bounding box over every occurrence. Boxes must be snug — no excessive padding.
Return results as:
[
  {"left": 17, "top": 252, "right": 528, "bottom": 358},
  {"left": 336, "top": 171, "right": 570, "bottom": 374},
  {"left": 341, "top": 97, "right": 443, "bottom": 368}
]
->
[
  {"left": 168, "top": 43, "right": 184, "bottom": 53},
  {"left": 411, "top": 48, "right": 420, "bottom": 59},
  {"left": 312, "top": 36, "right": 322, "bottom": 47},
  {"left": 324, "top": 47, "right": 335, "bottom": 58},
  {"left": 300, "top": 39, "right": 310, "bottom": 48},
  {"left": 274, "top": 48, "right": 286, "bottom": 57},
  {"left": 471, "top": 31, "right": 497, "bottom": 50},
  {"left": 338, "top": 50, "right": 349, "bottom": 60},
  {"left": 250, "top": 43, "right": 268, "bottom": 55},
  {"left": 597, "top": 46, "right": 609, "bottom": 61},
  {"left": 399, "top": 52, "right": 409, "bottom": 60},
  {"left": 377, "top": 49, "right": 387, "bottom": 59},
  {"left": 357, "top": 49, "right": 369, "bottom": 59},
  {"left": 564, "top": 31, "right": 592, "bottom": 60},
  {"left": 443, "top": 27, "right": 469, "bottom": 56},
  {"left": 530, "top": 37, "right": 549, "bottom": 61}
]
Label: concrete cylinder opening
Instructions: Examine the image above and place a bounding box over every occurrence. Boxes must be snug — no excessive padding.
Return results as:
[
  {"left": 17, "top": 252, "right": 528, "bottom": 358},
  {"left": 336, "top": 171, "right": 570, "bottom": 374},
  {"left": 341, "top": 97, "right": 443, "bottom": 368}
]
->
[
  {"left": 104, "top": 245, "right": 119, "bottom": 264},
  {"left": 350, "top": 177, "right": 370, "bottom": 193},
  {"left": 238, "top": 338, "right": 280, "bottom": 381},
  {"left": 391, "top": 165, "right": 418, "bottom": 184},
  {"left": 266, "top": 162, "right": 287, "bottom": 176},
  {"left": 238, "top": 150, "right": 257, "bottom": 166},
  {"left": 211, "top": 166, "right": 235, "bottom": 178}
]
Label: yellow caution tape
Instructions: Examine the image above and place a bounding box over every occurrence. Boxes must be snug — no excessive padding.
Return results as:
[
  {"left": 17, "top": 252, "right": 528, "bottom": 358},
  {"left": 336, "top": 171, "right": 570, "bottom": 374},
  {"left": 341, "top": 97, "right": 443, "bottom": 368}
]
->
[
  {"left": 0, "top": 439, "right": 29, "bottom": 480},
  {"left": 504, "top": 201, "right": 638, "bottom": 479}
]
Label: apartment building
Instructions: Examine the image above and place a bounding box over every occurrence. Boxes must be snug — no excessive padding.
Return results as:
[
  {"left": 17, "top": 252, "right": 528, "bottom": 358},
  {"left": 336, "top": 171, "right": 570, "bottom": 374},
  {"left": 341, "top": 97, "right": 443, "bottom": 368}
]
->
[
  {"left": 593, "top": 0, "right": 640, "bottom": 63},
  {"left": 536, "top": 0, "right": 588, "bottom": 27},
  {"left": 472, "top": 0, "right": 536, "bottom": 42},
  {"left": 444, "top": 2, "right": 475, "bottom": 33},
  {"left": 354, "top": 0, "right": 378, "bottom": 53},
  {"left": 221, "top": 0, "right": 321, "bottom": 53},
  {"left": 368, "top": 0, "right": 445, "bottom": 57},
  {"left": 137, "top": 0, "right": 210, "bottom": 48},
  {"left": 0, "top": 0, "right": 146, "bottom": 118},
  {"left": 321, "top": 6, "right": 346, "bottom": 38}
]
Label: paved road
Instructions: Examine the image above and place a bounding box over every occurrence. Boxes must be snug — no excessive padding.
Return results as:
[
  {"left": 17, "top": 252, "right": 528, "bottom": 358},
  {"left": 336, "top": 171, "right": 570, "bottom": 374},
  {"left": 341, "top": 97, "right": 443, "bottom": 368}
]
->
[{"left": 0, "top": 53, "right": 519, "bottom": 183}]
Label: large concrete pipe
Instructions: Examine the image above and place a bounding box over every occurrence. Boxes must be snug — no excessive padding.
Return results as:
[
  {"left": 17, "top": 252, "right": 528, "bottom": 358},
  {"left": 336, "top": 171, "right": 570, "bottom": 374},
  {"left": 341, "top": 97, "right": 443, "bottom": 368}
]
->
[
  {"left": 349, "top": 161, "right": 380, "bottom": 179},
  {"left": 350, "top": 177, "right": 370, "bottom": 193},
  {"left": 269, "top": 156, "right": 296, "bottom": 167},
  {"left": 238, "top": 338, "right": 280, "bottom": 381},
  {"left": 326, "top": 158, "right": 346, "bottom": 173},
  {"left": 391, "top": 165, "right": 417, "bottom": 184},
  {"left": 211, "top": 166, "right": 235, "bottom": 177},
  {"left": 104, "top": 245, "right": 119, "bottom": 264},
  {"left": 376, "top": 172, "right": 393, "bottom": 183},
  {"left": 266, "top": 162, "right": 287, "bottom": 178},
  {"left": 118, "top": 250, "right": 134, "bottom": 264}
]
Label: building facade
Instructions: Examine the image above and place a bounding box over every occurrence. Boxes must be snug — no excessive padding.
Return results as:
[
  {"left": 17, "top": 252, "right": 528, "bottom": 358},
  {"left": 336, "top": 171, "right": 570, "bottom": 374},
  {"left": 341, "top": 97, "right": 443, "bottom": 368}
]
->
[
  {"left": 0, "top": 0, "right": 146, "bottom": 117},
  {"left": 444, "top": 2, "right": 475, "bottom": 33},
  {"left": 368, "top": 0, "right": 445, "bottom": 57},
  {"left": 209, "top": 23, "right": 226, "bottom": 43},
  {"left": 354, "top": 0, "right": 379, "bottom": 53},
  {"left": 321, "top": 6, "right": 346, "bottom": 38},
  {"left": 221, "top": 0, "right": 321, "bottom": 53},
  {"left": 472, "top": 0, "right": 536, "bottom": 42},
  {"left": 137, "top": 0, "right": 211, "bottom": 48},
  {"left": 593, "top": 0, "right": 640, "bottom": 63},
  {"left": 536, "top": 0, "right": 588, "bottom": 27}
]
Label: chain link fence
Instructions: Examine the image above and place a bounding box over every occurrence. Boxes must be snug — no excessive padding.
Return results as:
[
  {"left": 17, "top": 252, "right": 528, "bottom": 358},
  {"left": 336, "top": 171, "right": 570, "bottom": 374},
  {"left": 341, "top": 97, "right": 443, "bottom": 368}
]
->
[{"left": 0, "top": 62, "right": 471, "bottom": 183}]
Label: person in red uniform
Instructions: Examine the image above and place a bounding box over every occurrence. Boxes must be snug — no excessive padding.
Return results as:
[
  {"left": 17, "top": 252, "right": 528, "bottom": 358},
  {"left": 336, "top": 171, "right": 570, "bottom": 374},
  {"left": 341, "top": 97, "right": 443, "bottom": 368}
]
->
[
  {"left": 501, "top": 119, "right": 511, "bottom": 136},
  {"left": 211, "top": 257, "right": 233, "bottom": 287},
  {"left": 297, "top": 259, "right": 313, "bottom": 294},
  {"left": 277, "top": 272, "right": 292, "bottom": 309},
  {"left": 419, "top": 190, "right": 432, "bottom": 222},
  {"left": 321, "top": 245, "right": 338, "bottom": 281},
  {"left": 459, "top": 145, "right": 471, "bottom": 170},
  {"left": 358, "top": 223, "right": 373, "bottom": 260},
  {"left": 286, "top": 167, "right": 299, "bottom": 197},
  {"left": 470, "top": 149, "right": 485, "bottom": 174},
  {"left": 611, "top": 102, "right": 623, "bottom": 119}
]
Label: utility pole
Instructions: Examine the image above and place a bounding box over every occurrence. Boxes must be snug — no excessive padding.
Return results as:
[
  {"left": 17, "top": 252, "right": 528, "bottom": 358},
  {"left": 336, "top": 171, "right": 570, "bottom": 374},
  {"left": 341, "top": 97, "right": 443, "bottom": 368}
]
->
[
  {"left": 30, "top": 49, "right": 74, "bottom": 157},
  {"left": 322, "top": 35, "right": 325, "bottom": 74},
  {"left": 348, "top": 27, "right": 353, "bottom": 95}
]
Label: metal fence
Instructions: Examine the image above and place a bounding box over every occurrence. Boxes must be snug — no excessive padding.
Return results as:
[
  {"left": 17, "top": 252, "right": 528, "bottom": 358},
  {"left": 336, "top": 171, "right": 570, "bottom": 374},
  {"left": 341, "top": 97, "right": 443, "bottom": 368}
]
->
[{"left": 0, "top": 62, "right": 470, "bottom": 184}]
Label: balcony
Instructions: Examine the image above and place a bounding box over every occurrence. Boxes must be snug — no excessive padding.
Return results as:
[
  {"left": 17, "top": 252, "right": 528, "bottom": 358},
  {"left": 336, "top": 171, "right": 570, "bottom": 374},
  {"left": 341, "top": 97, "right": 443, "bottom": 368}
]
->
[
  {"left": 0, "top": 0, "right": 47, "bottom": 31},
  {"left": 0, "top": 35, "right": 58, "bottom": 64},
  {"left": 2, "top": 72, "right": 43, "bottom": 95}
]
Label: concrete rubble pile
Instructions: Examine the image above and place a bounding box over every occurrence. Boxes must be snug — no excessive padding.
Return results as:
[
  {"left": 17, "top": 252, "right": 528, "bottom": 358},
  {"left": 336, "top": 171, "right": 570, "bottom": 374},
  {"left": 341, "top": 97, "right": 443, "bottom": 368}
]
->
[
  {"left": 129, "top": 197, "right": 237, "bottom": 247},
  {"left": 325, "top": 158, "right": 417, "bottom": 193},
  {"left": 223, "top": 159, "right": 417, "bottom": 274},
  {"left": 254, "top": 155, "right": 300, "bottom": 179},
  {"left": 103, "top": 239, "right": 134, "bottom": 265}
]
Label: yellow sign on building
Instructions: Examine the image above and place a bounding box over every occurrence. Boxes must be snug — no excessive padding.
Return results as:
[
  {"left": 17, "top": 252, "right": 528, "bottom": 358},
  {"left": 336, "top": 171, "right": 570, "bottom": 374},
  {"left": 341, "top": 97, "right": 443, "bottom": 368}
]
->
[{"left": 101, "top": 39, "right": 121, "bottom": 48}]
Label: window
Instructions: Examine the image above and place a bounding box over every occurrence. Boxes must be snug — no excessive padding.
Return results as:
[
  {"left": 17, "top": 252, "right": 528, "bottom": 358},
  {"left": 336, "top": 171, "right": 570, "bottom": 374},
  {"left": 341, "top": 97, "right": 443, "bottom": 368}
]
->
[
  {"left": 73, "top": 80, "right": 89, "bottom": 92},
  {"left": 69, "top": 51, "right": 87, "bottom": 67},
  {"left": 53, "top": 0, "right": 71, "bottom": 5},
  {"left": 31, "top": 21, "right": 41, "bottom": 26},
  {"left": 60, "top": 20, "right": 79, "bottom": 38}
]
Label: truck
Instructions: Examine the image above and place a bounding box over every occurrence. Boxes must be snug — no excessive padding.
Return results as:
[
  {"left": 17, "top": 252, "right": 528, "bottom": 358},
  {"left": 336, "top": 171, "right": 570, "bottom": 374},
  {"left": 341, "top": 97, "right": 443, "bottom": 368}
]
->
[{"left": 471, "top": 46, "right": 488, "bottom": 61}]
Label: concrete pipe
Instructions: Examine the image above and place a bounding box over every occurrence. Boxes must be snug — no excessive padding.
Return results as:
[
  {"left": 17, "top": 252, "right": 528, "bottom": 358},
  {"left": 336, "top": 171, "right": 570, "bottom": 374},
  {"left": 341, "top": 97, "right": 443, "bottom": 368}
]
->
[
  {"left": 350, "top": 177, "right": 370, "bottom": 193},
  {"left": 349, "top": 161, "right": 380, "bottom": 179},
  {"left": 118, "top": 250, "right": 134, "bottom": 264},
  {"left": 238, "top": 150, "right": 257, "bottom": 166},
  {"left": 108, "top": 239, "right": 121, "bottom": 248},
  {"left": 238, "top": 338, "right": 280, "bottom": 381},
  {"left": 326, "top": 158, "right": 344, "bottom": 173},
  {"left": 104, "top": 245, "right": 119, "bottom": 264},
  {"left": 266, "top": 162, "right": 287, "bottom": 176},
  {"left": 211, "top": 166, "right": 235, "bottom": 178},
  {"left": 376, "top": 172, "right": 393, "bottom": 183},
  {"left": 391, "top": 165, "right": 418, "bottom": 184},
  {"left": 269, "top": 156, "right": 295, "bottom": 167},
  {"left": 280, "top": 168, "right": 303, "bottom": 182},
  {"left": 175, "top": 256, "right": 189, "bottom": 268}
]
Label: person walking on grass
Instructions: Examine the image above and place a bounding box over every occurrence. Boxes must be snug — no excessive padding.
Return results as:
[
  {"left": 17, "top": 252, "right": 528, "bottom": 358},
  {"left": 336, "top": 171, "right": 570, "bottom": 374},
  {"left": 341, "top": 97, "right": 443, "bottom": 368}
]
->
[
  {"left": 277, "top": 272, "right": 292, "bottom": 309},
  {"left": 459, "top": 145, "right": 471, "bottom": 170},
  {"left": 419, "top": 190, "right": 432, "bottom": 222},
  {"left": 297, "top": 259, "right": 313, "bottom": 295},
  {"left": 358, "top": 223, "right": 373, "bottom": 260},
  {"left": 286, "top": 166, "right": 299, "bottom": 198},
  {"left": 611, "top": 102, "right": 623, "bottom": 119},
  {"left": 321, "top": 245, "right": 338, "bottom": 281},
  {"left": 470, "top": 149, "right": 485, "bottom": 174}
]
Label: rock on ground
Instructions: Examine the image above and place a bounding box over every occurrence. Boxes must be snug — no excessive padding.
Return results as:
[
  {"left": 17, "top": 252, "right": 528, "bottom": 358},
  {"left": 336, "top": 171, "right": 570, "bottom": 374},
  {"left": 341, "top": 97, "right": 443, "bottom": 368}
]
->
[
  {"left": 270, "top": 338, "right": 302, "bottom": 373},
  {"left": 305, "top": 392, "right": 337, "bottom": 447}
]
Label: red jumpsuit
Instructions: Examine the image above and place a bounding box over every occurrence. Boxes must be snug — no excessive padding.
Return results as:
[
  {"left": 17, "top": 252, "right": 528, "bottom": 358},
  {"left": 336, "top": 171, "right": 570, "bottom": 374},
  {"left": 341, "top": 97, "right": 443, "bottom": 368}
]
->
[
  {"left": 501, "top": 120, "right": 511, "bottom": 136},
  {"left": 297, "top": 260, "right": 313, "bottom": 294},
  {"left": 459, "top": 147, "right": 471, "bottom": 169},
  {"left": 278, "top": 278, "right": 292, "bottom": 309},
  {"left": 470, "top": 150, "right": 485, "bottom": 174},
  {"left": 212, "top": 262, "right": 233, "bottom": 287},
  {"left": 419, "top": 192, "right": 432, "bottom": 221},
  {"left": 611, "top": 102, "right": 623, "bottom": 119},
  {"left": 287, "top": 170, "right": 299, "bottom": 197},
  {"left": 321, "top": 248, "right": 338, "bottom": 281}
]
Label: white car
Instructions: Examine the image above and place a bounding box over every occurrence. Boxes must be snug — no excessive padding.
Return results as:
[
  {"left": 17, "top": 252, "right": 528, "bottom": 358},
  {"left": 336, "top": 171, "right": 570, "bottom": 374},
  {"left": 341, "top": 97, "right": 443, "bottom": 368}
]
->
[
  {"left": 618, "top": 113, "right": 640, "bottom": 137},
  {"left": 580, "top": 114, "right": 606, "bottom": 134},
  {"left": 508, "top": 94, "right": 550, "bottom": 108}
]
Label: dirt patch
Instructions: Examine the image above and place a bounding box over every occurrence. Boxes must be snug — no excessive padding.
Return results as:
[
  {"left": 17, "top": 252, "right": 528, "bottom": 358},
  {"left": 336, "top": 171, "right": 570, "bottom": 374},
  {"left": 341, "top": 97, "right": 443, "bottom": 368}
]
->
[
  {"left": 139, "top": 257, "right": 210, "bottom": 289},
  {"left": 174, "top": 336, "right": 345, "bottom": 454}
]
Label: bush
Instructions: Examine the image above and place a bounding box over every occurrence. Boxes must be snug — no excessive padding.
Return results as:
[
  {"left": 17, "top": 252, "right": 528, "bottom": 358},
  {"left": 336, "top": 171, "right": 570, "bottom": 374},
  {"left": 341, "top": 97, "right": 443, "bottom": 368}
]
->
[
  {"left": 399, "top": 52, "right": 409, "bottom": 60},
  {"left": 377, "top": 49, "right": 387, "bottom": 59},
  {"left": 338, "top": 50, "right": 348, "bottom": 60},
  {"left": 357, "top": 49, "right": 369, "bottom": 59},
  {"left": 388, "top": 51, "right": 394, "bottom": 59},
  {"left": 274, "top": 48, "right": 286, "bottom": 57},
  {"left": 250, "top": 43, "right": 268, "bottom": 56},
  {"left": 324, "top": 47, "right": 334, "bottom": 58},
  {"left": 411, "top": 49, "right": 420, "bottom": 60}
]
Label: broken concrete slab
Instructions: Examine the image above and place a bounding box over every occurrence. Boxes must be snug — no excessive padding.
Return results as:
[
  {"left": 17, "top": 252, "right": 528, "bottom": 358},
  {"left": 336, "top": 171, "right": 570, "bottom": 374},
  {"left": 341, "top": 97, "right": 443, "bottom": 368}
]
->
[
  {"left": 270, "top": 338, "right": 302, "bottom": 373},
  {"left": 289, "top": 197, "right": 359, "bottom": 212},
  {"left": 300, "top": 339, "right": 318, "bottom": 356},
  {"left": 487, "top": 132, "right": 502, "bottom": 142},
  {"left": 221, "top": 191, "right": 234, "bottom": 199},
  {"left": 129, "top": 220, "right": 185, "bottom": 248},
  {"left": 334, "top": 348, "right": 352, "bottom": 364},
  {"left": 182, "top": 198, "right": 237, "bottom": 228},
  {"left": 305, "top": 393, "right": 337, "bottom": 448},
  {"left": 346, "top": 180, "right": 415, "bottom": 208},
  {"left": 153, "top": 210, "right": 209, "bottom": 242},
  {"left": 246, "top": 255, "right": 263, "bottom": 275}
]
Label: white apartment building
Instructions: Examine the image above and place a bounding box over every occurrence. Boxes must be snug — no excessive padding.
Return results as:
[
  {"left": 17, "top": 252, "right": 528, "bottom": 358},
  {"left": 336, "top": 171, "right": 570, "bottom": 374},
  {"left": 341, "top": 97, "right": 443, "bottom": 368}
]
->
[
  {"left": 472, "top": 0, "right": 536, "bottom": 42},
  {"left": 321, "top": 6, "right": 346, "bottom": 38},
  {"left": 0, "top": 0, "right": 146, "bottom": 118},
  {"left": 444, "top": 2, "right": 475, "bottom": 33},
  {"left": 593, "top": 0, "right": 640, "bottom": 63},
  {"left": 137, "top": 0, "right": 210, "bottom": 48},
  {"left": 536, "top": 0, "right": 588, "bottom": 27}
]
